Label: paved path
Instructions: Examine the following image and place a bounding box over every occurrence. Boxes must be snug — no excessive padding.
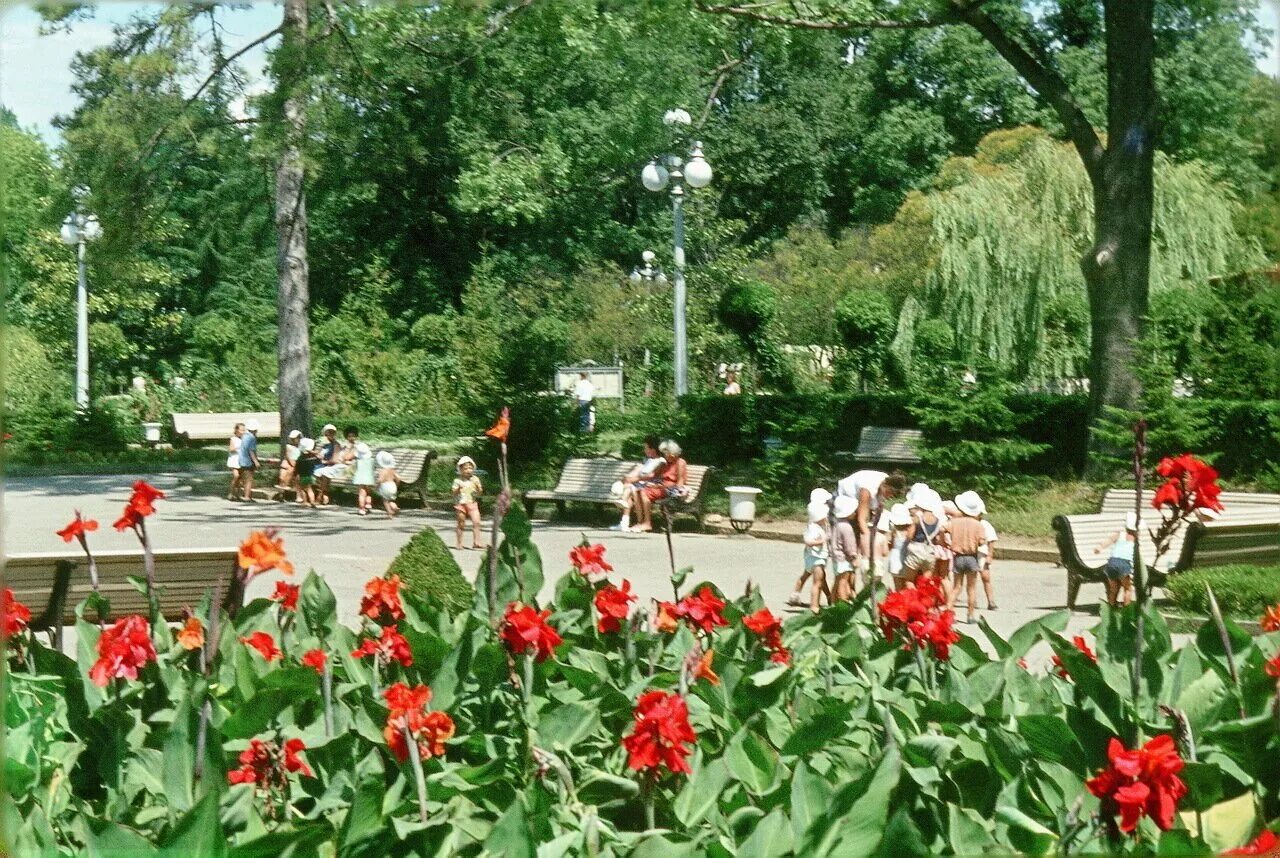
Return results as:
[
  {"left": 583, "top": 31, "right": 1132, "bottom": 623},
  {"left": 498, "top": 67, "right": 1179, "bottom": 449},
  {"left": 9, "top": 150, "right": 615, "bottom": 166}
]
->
[{"left": 5, "top": 474, "right": 1114, "bottom": 658}]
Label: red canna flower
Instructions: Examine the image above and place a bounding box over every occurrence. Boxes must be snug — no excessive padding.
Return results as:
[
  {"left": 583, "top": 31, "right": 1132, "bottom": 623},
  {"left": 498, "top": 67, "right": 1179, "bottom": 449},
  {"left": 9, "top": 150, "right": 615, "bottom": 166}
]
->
[
  {"left": 1261, "top": 604, "right": 1280, "bottom": 633},
  {"left": 1086, "top": 735, "right": 1187, "bottom": 833},
  {"left": 240, "top": 631, "right": 282, "bottom": 662},
  {"left": 56, "top": 513, "right": 99, "bottom": 543},
  {"left": 1053, "top": 635, "right": 1098, "bottom": 679},
  {"left": 695, "top": 648, "right": 720, "bottom": 685},
  {"left": 595, "top": 579, "right": 635, "bottom": 634},
  {"left": 351, "top": 624, "right": 414, "bottom": 667},
  {"left": 623, "top": 690, "right": 697, "bottom": 775},
  {"left": 484, "top": 407, "right": 510, "bottom": 443},
  {"left": 570, "top": 542, "right": 613, "bottom": 582},
  {"left": 89, "top": 615, "right": 157, "bottom": 686},
  {"left": 227, "top": 737, "right": 311, "bottom": 786},
  {"left": 674, "top": 587, "right": 728, "bottom": 636},
  {"left": 877, "top": 579, "right": 957, "bottom": 660},
  {"left": 1224, "top": 829, "right": 1279, "bottom": 855},
  {"left": 1265, "top": 654, "right": 1280, "bottom": 679},
  {"left": 500, "top": 603, "right": 563, "bottom": 662},
  {"left": 2, "top": 589, "right": 32, "bottom": 638},
  {"left": 128, "top": 480, "right": 166, "bottom": 516},
  {"left": 300, "top": 648, "right": 328, "bottom": 673},
  {"left": 113, "top": 505, "right": 142, "bottom": 532},
  {"left": 238, "top": 530, "right": 294, "bottom": 577},
  {"left": 282, "top": 738, "right": 311, "bottom": 776},
  {"left": 383, "top": 682, "right": 454, "bottom": 763},
  {"left": 176, "top": 615, "right": 205, "bottom": 651},
  {"left": 1152, "top": 454, "right": 1224, "bottom": 513},
  {"left": 654, "top": 601, "right": 679, "bottom": 634},
  {"left": 743, "top": 607, "right": 790, "bottom": 663},
  {"left": 360, "top": 575, "right": 405, "bottom": 624},
  {"left": 228, "top": 739, "right": 272, "bottom": 785},
  {"left": 272, "top": 581, "right": 300, "bottom": 611}
]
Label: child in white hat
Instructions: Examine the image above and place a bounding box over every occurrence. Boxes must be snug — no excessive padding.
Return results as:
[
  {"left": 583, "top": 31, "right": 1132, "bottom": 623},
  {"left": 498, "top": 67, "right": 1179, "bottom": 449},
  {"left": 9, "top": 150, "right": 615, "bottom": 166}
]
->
[
  {"left": 945, "top": 491, "right": 988, "bottom": 624},
  {"left": 802, "top": 499, "right": 832, "bottom": 613},
  {"left": 786, "top": 490, "right": 832, "bottom": 607},
  {"left": 376, "top": 450, "right": 400, "bottom": 517},
  {"left": 296, "top": 438, "right": 319, "bottom": 508},
  {"left": 451, "top": 456, "right": 485, "bottom": 550},
  {"left": 883, "top": 503, "right": 914, "bottom": 589},
  {"left": 1094, "top": 511, "right": 1139, "bottom": 607},
  {"left": 352, "top": 442, "right": 376, "bottom": 516},
  {"left": 831, "top": 494, "right": 860, "bottom": 600}
]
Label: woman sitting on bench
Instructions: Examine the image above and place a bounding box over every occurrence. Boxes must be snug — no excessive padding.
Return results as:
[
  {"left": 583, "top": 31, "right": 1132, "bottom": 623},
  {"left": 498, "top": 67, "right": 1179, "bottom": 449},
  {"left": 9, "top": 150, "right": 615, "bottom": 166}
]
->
[{"left": 629, "top": 440, "right": 688, "bottom": 533}]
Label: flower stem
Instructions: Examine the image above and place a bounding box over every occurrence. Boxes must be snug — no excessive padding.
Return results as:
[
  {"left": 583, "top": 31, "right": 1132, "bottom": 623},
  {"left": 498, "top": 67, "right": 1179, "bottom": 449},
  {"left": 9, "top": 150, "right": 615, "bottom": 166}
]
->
[
  {"left": 404, "top": 725, "right": 429, "bottom": 823},
  {"left": 137, "top": 518, "right": 160, "bottom": 629},
  {"left": 522, "top": 652, "right": 534, "bottom": 711},
  {"left": 322, "top": 655, "right": 334, "bottom": 737},
  {"left": 642, "top": 773, "right": 656, "bottom": 830},
  {"left": 1206, "top": 585, "right": 1245, "bottom": 718}
]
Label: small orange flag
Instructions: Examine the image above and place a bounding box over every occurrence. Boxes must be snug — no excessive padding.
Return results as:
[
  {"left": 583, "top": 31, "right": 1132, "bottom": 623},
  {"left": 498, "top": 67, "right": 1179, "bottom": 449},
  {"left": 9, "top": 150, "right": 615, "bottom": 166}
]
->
[{"left": 484, "top": 407, "right": 510, "bottom": 442}]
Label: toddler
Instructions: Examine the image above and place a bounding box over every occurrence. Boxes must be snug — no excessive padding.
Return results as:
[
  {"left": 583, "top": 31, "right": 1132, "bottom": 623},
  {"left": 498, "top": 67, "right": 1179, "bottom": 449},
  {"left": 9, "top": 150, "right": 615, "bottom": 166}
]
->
[
  {"left": 451, "top": 456, "right": 485, "bottom": 549},
  {"left": 787, "top": 488, "right": 832, "bottom": 607},
  {"left": 352, "top": 442, "right": 376, "bottom": 516},
  {"left": 803, "top": 500, "right": 832, "bottom": 613},
  {"left": 883, "top": 504, "right": 914, "bottom": 590},
  {"left": 295, "top": 438, "right": 319, "bottom": 508},
  {"left": 1094, "top": 511, "right": 1138, "bottom": 607},
  {"left": 376, "top": 451, "right": 400, "bottom": 518},
  {"left": 832, "top": 495, "right": 860, "bottom": 601}
]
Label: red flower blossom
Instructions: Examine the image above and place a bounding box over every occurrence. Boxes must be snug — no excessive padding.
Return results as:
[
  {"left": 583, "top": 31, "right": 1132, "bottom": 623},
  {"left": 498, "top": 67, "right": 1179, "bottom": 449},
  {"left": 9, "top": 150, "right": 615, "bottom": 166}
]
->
[
  {"left": 1086, "top": 735, "right": 1187, "bottom": 833},
  {"left": 500, "top": 603, "right": 562, "bottom": 662},
  {"left": 282, "top": 738, "right": 311, "bottom": 776},
  {"left": 383, "top": 682, "right": 454, "bottom": 763},
  {"left": 240, "top": 631, "right": 282, "bottom": 662},
  {"left": 300, "top": 649, "right": 328, "bottom": 673},
  {"left": 877, "top": 579, "right": 958, "bottom": 660},
  {"left": 622, "top": 691, "right": 697, "bottom": 775},
  {"left": 128, "top": 480, "right": 166, "bottom": 516},
  {"left": 570, "top": 543, "right": 613, "bottom": 581},
  {"left": 113, "top": 505, "right": 142, "bottom": 532},
  {"left": 2, "top": 589, "right": 32, "bottom": 638},
  {"left": 238, "top": 530, "right": 294, "bottom": 577},
  {"left": 484, "top": 407, "right": 510, "bottom": 443},
  {"left": 695, "top": 649, "right": 720, "bottom": 685},
  {"left": 228, "top": 737, "right": 311, "bottom": 786},
  {"left": 89, "top": 616, "right": 157, "bottom": 686},
  {"left": 595, "top": 579, "right": 635, "bottom": 634},
  {"left": 351, "top": 624, "right": 414, "bottom": 667},
  {"left": 272, "top": 581, "right": 300, "bottom": 612},
  {"left": 176, "top": 615, "right": 204, "bottom": 651},
  {"left": 360, "top": 575, "right": 405, "bottom": 624},
  {"left": 1261, "top": 604, "right": 1280, "bottom": 633},
  {"left": 1152, "top": 454, "right": 1224, "bottom": 513},
  {"left": 654, "top": 601, "right": 679, "bottom": 634},
  {"left": 1053, "top": 635, "right": 1098, "bottom": 679},
  {"left": 1265, "top": 654, "right": 1280, "bottom": 679},
  {"left": 674, "top": 587, "right": 728, "bottom": 636},
  {"left": 743, "top": 607, "right": 791, "bottom": 664},
  {"left": 56, "top": 513, "right": 98, "bottom": 543},
  {"left": 1224, "top": 829, "right": 1279, "bottom": 855}
]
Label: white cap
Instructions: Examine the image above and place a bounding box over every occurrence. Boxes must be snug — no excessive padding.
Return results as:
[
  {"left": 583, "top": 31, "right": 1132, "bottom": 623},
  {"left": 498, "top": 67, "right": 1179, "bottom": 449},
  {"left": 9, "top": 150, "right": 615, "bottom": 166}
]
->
[
  {"left": 288, "top": 429, "right": 302, "bottom": 439},
  {"left": 299, "top": 437, "right": 315, "bottom": 452},
  {"left": 456, "top": 455, "right": 476, "bottom": 471},
  {"left": 322, "top": 423, "right": 337, "bottom": 434},
  {"left": 832, "top": 495, "right": 857, "bottom": 520},
  {"left": 809, "top": 487, "right": 833, "bottom": 505},
  {"left": 355, "top": 442, "right": 371, "bottom": 457},
  {"left": 806, "top": 501, "right": 829, "bottom": 523},
  {"left": 1125, "top": 511, "right": 1140, "bottom": 532},
  {"left": 889, "top": 503, "right": 912, "bottom": 527},
  {"left": 245, "top": 419, "right": 260, "bottom": 432},
  {"left": 955, "top": 490, "right": 985, "bottom": 517},
  {"left": 376, "top": 451, "right": 396, "bottom": 468},
  {"left": 905, "top": 482, "right": 930, "bottom": 506}
]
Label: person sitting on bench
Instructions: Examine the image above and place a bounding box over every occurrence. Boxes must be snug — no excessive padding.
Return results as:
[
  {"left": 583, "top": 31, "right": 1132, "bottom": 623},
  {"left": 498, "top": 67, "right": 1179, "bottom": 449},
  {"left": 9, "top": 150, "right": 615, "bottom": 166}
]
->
[
  {"left": 629, "top": 440, "right": 688, "bottom": 533},
  {"left": 610, "top": 435, "right": 663, "bottom": 531}
]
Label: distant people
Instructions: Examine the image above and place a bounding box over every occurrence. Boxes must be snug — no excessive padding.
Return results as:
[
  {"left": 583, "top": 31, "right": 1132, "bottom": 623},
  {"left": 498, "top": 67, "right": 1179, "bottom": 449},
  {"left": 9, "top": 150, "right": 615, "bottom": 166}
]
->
[
  {"left": 238, "top": 419, "right": 261, "bottom": 502},
  {"left": 803, "top": 499, "right": 832, "bottom": 613},
  {"left": 836, "top": 468, "right": 907, "bottom": 569},
  {"left": 574, "top": 372, "right": 595, "bottom": 433},
  {"left": 227, "top": 422, "right": 245, "bottom": 501},
  {"left": 787, "top": 488, "right": 833, "bottom": 606},
  {"left": 1094, "top": 511, "right": 1138, "bottom": 607},
  {"left": 945, "top": 491, "right": 988, "bottom": 625},
  {"left": 723, "top": 369, "right": 741, "bottom": 395},
  {"left": 629, "top": 440, "right": 688, "bottom": 533},
  {"left": 904, "top": 489, "right": 950, "bottom": 602},
  {"left": 611, "top": 435, "right": 663, "bottom": 531},
  {"left": 295, "top": 438, "right": 319, "bottom": 508},
  {"left": 315, "top": 424, "right": 340, "bottom": 504},
  {"left": 831, "top": 494, "right": 860, "bottom": 601},
  {"left": 882, "top": 503, "right": 914, "bottom": 591},
  {"left": 316, "top": 425, "right": 358, "bottom": 504},
  {"left": 376, "top": 451, "right": 400, "bottom": 518},
  {"left": 276, "top": 429, "right": 302, "bottom": 500},
  {"left": 352, "top": 442, "right": 376, "bottom": 516},
  {"left": 977, "top": 506, "right": 999, "bottom": 610},
  {"left": 452, "top": 456, "right": 485, "bottom": 549}
]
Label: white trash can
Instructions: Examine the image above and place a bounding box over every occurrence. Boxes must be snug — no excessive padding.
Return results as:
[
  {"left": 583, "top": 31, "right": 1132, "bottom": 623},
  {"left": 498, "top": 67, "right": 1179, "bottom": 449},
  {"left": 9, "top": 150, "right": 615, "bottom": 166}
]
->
[{"left": 725, "top": 486, "right": 762, "bottom": 534}]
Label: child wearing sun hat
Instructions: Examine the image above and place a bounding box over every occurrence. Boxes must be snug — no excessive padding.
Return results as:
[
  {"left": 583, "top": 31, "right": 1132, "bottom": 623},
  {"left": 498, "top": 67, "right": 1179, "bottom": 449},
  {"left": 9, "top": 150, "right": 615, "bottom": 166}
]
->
[
  {"left": 1094, "top": 511, "right": 1139, "bottom": 607},
  {"left": 832, "top": 494, "right": 860, "bottom": 600},
  {"left": 376, "top": 450, "right": 400, "bottom": 518},
  {"left": 451, "top": 456, "right": 485, "bottom": 550},
  {"left": 802, "top": 499, "right": 832, "bottom": 613},
  {"left": 352, "top": 442, "right": 376, "bottom": 516},
  {"left": 945, "top": 490, "right": 988, "bottom": 624},
  {"left": 786, "top": 488, "right": 834, "bottom": 607}
]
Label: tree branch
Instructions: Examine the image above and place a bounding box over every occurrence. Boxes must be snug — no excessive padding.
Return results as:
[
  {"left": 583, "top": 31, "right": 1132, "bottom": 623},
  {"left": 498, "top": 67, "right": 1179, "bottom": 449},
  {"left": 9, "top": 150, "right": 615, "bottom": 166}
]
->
[
  {"left": 485, "top": 0, "right": 537, "bottom": 36},
  {"left": 698, "top": 53, "right": 744, "bottom": 127}
]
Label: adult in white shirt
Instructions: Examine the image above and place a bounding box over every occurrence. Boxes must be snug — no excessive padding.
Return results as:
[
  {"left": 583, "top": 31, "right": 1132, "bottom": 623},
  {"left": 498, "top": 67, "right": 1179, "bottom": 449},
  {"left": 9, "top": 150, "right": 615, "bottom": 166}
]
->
[
  {"left": 610, "top": 436, "right": 663, "bottom": 531},
  {"left": 836, "top": 468, "right": 907, "bottom": 560},
  {"left": 574, "top": 372, "right": 595, "bottom": 433}
]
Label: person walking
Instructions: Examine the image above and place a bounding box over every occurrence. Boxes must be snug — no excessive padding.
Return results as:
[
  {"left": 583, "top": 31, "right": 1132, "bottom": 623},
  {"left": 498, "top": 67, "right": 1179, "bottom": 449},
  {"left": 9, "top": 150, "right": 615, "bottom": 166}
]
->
[
  {"left": 227, "top": 422, "right": 245, "bottom": 501},
  {"left": 238, "top": 419, "right": 261, "bottom": 502},
  {"left": 574, "top": 372, "right": 595, "bottom": 433}
]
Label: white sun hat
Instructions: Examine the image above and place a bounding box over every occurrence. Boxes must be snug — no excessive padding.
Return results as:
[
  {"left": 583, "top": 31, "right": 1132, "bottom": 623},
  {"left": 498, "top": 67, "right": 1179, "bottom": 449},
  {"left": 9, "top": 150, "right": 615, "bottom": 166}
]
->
[
  {"left": 954, "top": 490, "right": 986, "bottom": 517},
  {"left": 889, "top": 502, "right": 912, "bottom": 527},
  {"left": 456, "top": 455, "right": 476, "bottom": 471},
  {"left": 376, "top": 451, "right": 396, "bottom": 468},
  {"left": 809, "top": 487, "right": 833, "bottom": 505},
  {"left": 244, "top": 419, "right": 260, "bottom": 432},
  {"left": 906, "top": 482, "right": 931, "bottom": 506},
  {"left": 322, "top": 423, "right": 337, "bottom": 434},
  {"left": 288, "top": 429, "right": 302, "bottom": 439},
  {"left": 806, "top": 501, "right": 829, "bottom": 523},
  {"left": 355, "top": 442, "right": 371, "bottom": 458},
  {"left": 299, "top": 437, "right": 315, "bottom": 452},
  {"left": 832, "top": 495, "right": 857, "bottom": 520}
]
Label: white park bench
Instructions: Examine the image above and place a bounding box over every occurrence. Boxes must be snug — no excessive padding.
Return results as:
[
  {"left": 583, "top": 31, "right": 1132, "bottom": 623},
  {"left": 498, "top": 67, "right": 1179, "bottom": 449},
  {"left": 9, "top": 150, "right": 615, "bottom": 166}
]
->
[{"left": 171, "top": 411, "right": 282, "bottom": 445}]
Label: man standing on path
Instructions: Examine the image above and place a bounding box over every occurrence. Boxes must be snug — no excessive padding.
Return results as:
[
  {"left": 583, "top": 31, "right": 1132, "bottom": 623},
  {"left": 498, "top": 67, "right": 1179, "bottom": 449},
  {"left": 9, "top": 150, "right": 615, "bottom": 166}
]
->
[
  {"left": 836, "top": 468, "right": 906, "bottom": 584},
  {"left": 574, "top": 372, "right": 595, "bottom": 433},
  {"left": 238, "top": 419, "right": 261, "bottom": 502}
]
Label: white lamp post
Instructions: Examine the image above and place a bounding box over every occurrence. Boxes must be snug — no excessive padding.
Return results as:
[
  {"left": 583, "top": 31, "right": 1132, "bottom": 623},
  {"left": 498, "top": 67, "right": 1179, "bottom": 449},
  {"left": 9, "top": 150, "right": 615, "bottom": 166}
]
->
[
  {"left": 59, "top": 187, "right": 102, "bottom": 411},
  {"left": 641, "top": 110, "right": 712, "bottom": 398}
]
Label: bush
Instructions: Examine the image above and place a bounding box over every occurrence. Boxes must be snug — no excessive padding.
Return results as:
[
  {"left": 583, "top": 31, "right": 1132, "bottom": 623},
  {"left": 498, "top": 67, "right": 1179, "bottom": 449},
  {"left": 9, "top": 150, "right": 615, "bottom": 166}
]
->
[
  {"left": 1165, "top": 564, "right": 1280, "bottom": 618},
  {"left": 385, "top": 527, "right": 473, "bottom": 612},
  {"left": 354, "top": 414, "right": 475, "bottom": 440}
]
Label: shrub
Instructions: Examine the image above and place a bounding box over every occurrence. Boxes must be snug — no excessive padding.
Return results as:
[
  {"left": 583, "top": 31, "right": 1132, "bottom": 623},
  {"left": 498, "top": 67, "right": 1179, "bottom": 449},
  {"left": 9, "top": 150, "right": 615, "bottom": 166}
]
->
[
  {"left": 1165, "top": 564, "right": 1280, "bottom": 618},
  {"left": 385, "top": 527, "right": 473, "bottom": 613}
]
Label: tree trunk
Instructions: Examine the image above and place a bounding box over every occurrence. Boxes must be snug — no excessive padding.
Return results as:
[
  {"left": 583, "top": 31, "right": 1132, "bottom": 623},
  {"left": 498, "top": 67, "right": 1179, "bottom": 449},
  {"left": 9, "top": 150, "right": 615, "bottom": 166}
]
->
[
  {"left": 275, "top": 0, "right": 312, "bottom": 442},
  {"left": 1082, "top": 0, "right": 1157, "bottom": 468}
]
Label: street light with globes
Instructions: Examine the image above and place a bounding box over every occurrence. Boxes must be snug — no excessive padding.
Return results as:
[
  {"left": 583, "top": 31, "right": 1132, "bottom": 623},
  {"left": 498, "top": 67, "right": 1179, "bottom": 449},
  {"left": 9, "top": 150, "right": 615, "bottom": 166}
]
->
[{"left": 59, "top": 187, "right": 102, "bottom": 410}]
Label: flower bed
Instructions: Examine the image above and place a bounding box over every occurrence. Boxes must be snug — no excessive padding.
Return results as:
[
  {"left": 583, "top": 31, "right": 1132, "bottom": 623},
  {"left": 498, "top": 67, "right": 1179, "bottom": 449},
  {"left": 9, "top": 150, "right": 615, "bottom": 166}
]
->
[{"left": 3, "top": 478, "right": 1280, "bottom": 854}]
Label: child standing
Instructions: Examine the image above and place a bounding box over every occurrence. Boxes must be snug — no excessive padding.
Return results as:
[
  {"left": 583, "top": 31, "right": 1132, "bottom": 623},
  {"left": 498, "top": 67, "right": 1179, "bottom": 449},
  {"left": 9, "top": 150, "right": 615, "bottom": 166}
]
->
[
  {"left": 276, "top": 429, "right": 302, "bottom": 501},
  {"left": 227, "top": 423, "right": 245, "bottom": 501},
  {"left": 1094, "top": 512, "right": 1138, "bottom": 607},
  {"left": 352, "top": 442, "right": 376, "bottom": 516},
  {"left": 883, "top": 503, "right": 914, "bottom": 590},
  {"left": 452, "top": 456, "right": 485, "bottom": 549},
  {"left": 376, "top": 451, "right": 400, "bottom": 518},
  {"left": 238, "top": 419, "right": 261, "bottom": 502},
  {"left": 945, "top": 491, "right": 988, "bottom": 624},
  {"left": 787, "top": 488, "right": 832, "bottom": 606},
  {"left": 977, "top": 510, "right": 999, "bottom": 610},
  {"left": 295, "top": 438, "right": 319, "bottom": 508},
  {"left": 804, "top": 500, "right": 832, "bottom": 613},
  {"left": 832, "top": 494, "right": 860, "bottom": 600}
]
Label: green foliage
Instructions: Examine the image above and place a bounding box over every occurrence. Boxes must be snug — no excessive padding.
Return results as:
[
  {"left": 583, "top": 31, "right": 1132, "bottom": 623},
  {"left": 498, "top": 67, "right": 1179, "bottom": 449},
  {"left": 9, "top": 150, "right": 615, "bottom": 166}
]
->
[
  {"left": 718, "top": 281, "right": 775, "bottom": 339},
  {"left": 1166, "top": 565, "right": 1280, "bottom": 618},
  {"left": 834, "top": 290, "right": 896, "bottom": 390},
  {"left": 385, "top": 527, "right": 473, "bottom": 613}
]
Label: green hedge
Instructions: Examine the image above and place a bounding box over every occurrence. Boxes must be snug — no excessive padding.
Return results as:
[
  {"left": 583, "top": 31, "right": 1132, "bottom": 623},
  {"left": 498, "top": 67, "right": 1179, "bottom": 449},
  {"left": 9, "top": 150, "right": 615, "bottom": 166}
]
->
[
  {"left": 1165, "top": 564, "right": 1280, "bottom": 618},
  {"left": 350, "top": 414, "right": 475, "bottom": 440},
  {"left": 385, "top": 527, "right": 474, "bottom": 613}
]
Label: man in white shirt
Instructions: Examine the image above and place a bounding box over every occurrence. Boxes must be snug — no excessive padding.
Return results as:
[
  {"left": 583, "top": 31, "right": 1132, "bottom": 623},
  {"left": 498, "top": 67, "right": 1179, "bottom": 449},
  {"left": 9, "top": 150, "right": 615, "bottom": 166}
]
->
[
  {"left": 836, "top": 468, "right": 907, "bottom": 562},
  {"left": 574, "top": 372, "right": 595, "bottom": 433}
]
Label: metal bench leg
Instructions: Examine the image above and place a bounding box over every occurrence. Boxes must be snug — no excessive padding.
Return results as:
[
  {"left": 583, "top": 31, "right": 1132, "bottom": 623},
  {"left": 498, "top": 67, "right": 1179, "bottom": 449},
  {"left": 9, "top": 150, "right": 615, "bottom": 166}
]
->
[
  {"left": 1067, "top": 572, "right": 1082, "bottom": 612},
  {"left": 555, "top": 501, "right": 566, "bottom": 518}
]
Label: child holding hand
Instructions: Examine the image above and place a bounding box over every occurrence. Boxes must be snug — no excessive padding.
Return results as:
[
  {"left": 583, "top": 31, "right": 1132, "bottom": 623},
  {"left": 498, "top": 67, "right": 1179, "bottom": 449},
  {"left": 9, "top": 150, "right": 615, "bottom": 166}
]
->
[{"left": 452, "top": 456, "right": 485, "bottom": 550}]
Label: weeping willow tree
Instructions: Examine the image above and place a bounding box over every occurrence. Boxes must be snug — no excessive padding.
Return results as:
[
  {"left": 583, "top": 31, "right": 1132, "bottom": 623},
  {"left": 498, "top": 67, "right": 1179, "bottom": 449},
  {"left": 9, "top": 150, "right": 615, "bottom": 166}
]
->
[{"left": 904, "top": 127, "right": 1261, "bottom": 384}]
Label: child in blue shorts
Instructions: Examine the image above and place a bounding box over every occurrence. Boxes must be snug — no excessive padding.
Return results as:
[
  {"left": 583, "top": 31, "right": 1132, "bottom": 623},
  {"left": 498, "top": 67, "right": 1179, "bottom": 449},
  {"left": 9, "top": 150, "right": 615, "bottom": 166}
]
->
[{"left": 1094, "top": 511, "right": 1138, "bottom": 607}]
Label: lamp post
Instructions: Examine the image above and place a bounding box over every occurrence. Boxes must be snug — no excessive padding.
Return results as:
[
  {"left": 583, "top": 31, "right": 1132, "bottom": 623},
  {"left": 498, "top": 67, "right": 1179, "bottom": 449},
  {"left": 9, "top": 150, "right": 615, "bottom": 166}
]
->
[
  {"left": 59, "top": 188, "right": 102, "bottom": 411},
  {"left": 641, "top": 109, "right": 712, "bottom": 398}
]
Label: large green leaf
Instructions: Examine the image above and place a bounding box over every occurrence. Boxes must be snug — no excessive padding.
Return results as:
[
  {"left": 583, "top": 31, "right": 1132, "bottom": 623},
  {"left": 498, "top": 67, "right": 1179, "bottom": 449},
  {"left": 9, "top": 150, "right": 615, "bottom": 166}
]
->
[
  {"left": 947, "top": 805, "right": 996, "bottom": 854},
  {"left": 800, "top": 746, "right": 900, "bottom": 856},
  {"left": 85, "top": 821, "right": 159, "bottom": 857},
  {"left": 485, "top": 795, "right": 535, "bottom": 858},
  {"left": 536, "top": 700, "right": 601, "bottom": 750},
  {"left": 674, "top": 756, "right": 731, "bottom": 827},
  {"left": 788, "top": 760, "right": 830, "bottom": 840},
  {"left": 1016, "top": 715, "right": 1087, "bottom": 774},
  {"left": 300, "top": 572, "right": 338, "bottom": 638},
  {"left": 738, "top": 808, "right": 792, "bottom": 858},
  {"left": 725, "top": 729, "right": 781, "bottom": 796},
  {"left": 159, "top": 792, "right": 226, "bottom": 857},
  {"left": 995, "top": 805, "right": 1057, "bottom": 855},
  {"left": 781, "top": 698, "right": 852, "bottom": 756}
]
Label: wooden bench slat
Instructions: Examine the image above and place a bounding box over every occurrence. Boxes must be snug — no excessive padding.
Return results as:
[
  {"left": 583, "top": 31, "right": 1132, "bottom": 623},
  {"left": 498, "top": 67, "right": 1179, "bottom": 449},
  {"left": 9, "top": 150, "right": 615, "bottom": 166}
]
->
[
  {"left": 525, "top": 458, "right": 713, "bottom": 527},
  {"left": 852, "top": 427, "right": 923, "bottom": 466},
  {"left": 171, "top": 411, "right": 282, "bottom": 443}
]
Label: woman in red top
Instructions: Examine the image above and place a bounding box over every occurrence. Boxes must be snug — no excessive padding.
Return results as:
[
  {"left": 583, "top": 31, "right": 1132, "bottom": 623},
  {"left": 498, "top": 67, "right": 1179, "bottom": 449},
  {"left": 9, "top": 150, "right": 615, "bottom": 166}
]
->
[{"left": 630, "top": 440, "right": 688, "bottom": 533}]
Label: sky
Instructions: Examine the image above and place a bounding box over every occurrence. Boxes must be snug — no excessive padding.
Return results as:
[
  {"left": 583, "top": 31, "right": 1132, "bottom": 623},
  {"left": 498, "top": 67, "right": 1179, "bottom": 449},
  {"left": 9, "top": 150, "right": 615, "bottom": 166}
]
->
[{"left": 1, "top": 0, "right": 1278, "bottom": 148}]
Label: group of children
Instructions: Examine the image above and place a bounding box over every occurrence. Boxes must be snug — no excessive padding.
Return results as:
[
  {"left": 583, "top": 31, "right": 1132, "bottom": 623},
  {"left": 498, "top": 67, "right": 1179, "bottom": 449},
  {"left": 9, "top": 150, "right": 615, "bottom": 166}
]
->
[{"left": 790, "top": 470, "right": 1000, "bottom": 624}]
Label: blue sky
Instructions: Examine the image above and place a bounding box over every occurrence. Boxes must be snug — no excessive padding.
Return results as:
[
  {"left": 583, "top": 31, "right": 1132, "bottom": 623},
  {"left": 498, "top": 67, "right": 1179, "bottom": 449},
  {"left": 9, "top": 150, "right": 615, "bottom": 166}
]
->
[{"left": 2, "top": 1, "right": 1278, "bottom": 148}]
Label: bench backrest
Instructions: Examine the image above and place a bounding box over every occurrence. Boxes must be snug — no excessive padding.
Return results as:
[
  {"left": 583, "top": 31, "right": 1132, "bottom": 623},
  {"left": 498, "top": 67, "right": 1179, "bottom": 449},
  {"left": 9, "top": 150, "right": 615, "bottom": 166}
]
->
[
  {"left": 1194, "top": 520, "right": 1280, "bottom": 568},
  {"left": 552, "top": 459, "right": 633, "bottom": 495},
  {"left": 1066, "top": 505, "right": 1280, "bottom": 571},
  {"left": 855, "top": 427, "right": 923, "bottom": 463},
  {"left": 171, "top": 411, "right": 282, "bottom": 441},
  {"left": 683, "top": 465, "right": 712, "bottom": 504},
  {"left": 4, "top": 548, "right": 238, "bottom": 625},
  {"left": 1100, "top": 489, "right": 1280, "bottom": 515}
]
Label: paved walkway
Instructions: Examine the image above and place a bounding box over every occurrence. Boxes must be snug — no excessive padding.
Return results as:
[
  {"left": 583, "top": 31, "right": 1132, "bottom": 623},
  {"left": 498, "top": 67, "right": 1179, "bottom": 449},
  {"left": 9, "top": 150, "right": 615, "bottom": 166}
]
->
[{"left": 5, "top": 474, "right": 1114, "bottom": 658}]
